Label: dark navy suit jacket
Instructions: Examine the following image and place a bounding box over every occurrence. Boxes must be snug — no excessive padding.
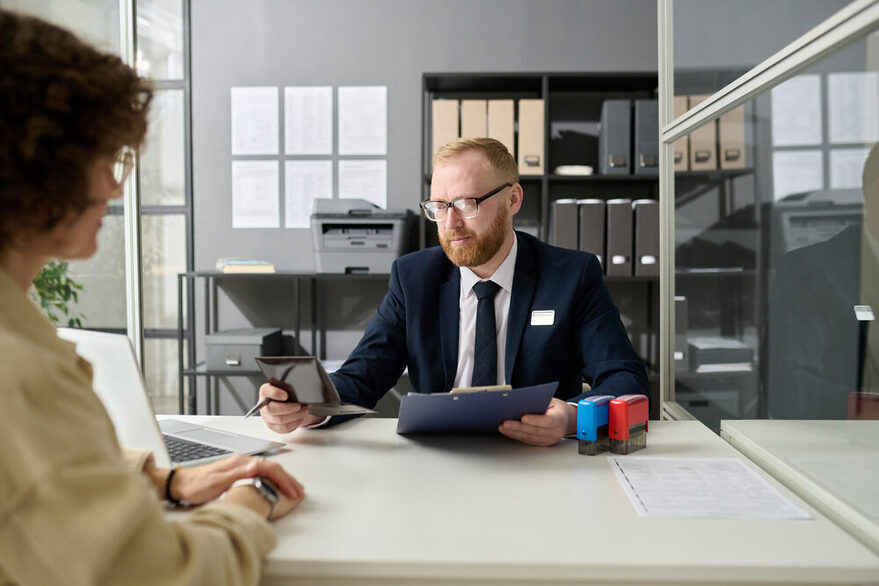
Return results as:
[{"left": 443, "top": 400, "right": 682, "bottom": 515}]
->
[{"left": 329, "top": 231, "right": 648, "bottom": 410}]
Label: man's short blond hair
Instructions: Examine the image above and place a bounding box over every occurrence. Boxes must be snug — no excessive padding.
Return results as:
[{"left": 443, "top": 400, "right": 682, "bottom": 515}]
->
[{"left": 433, "top": 138, "right": 519, "bottom": 184}]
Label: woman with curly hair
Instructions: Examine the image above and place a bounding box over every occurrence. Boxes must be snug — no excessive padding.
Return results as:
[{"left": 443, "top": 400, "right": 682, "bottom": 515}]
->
[{"left": 0, "top": 10, "right": 305, "bottom": 585}]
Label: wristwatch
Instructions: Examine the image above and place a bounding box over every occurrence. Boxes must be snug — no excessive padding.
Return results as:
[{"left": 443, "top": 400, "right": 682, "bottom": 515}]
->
[{"left": 231, "top": 477, "right": 279, "bottom": 518}]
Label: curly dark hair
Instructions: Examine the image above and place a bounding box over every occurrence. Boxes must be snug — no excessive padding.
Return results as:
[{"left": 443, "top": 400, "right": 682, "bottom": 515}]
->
[{"left": 0, "top": 10, "right": 153, "bottom": 251}]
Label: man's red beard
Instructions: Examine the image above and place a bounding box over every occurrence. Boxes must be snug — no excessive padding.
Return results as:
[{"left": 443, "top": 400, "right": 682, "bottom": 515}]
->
[{"left": 440, "top": 206, "right": 508, "bottom": 268}]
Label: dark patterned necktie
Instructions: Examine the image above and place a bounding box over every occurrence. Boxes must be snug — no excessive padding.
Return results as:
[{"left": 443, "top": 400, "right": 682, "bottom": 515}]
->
[{"left": 472, "top": 280, "right": 502, "bottom": 386}]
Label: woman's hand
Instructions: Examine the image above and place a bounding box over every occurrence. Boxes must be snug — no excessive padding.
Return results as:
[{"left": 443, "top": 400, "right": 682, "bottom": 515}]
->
[{"left": 152, "top": 454, "right": 305, "bottom": 506}]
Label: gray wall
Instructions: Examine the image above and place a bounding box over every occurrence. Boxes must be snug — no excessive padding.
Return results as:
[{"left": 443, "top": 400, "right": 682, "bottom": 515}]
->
[
  {"left": 674, "top": 0, "right": 850, "bottom": 71},
  {"left": 189, "top": 0, "right": 658, "bottom": 413},
  {"left": 191, "top": 0, "right": 657, "bottom": 271}
]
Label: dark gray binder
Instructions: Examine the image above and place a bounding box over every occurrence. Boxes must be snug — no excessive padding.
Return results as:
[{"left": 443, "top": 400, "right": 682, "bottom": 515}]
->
[
  {"left": 605, "top": 198, "right": 633, "bottom": 276},
  {"left": 634, "top": 100, "right": 658, "bottom": 175},
  {"left": 632, "top": 199, "right": 659, "bottom": 276},
  {"left": 599, "top": 99, "right": 631, "bottom": 175},
  {"left": 577, "top": 199, "right": 606, "bottom": 270},
  {"left": 550, "top": 199, "right": 579, "bottom": 249}
]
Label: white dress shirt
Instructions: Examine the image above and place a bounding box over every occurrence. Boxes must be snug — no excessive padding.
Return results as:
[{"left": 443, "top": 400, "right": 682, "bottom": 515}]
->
[{"left": 453, "top": 236, "right": 518, "bottom": 388}]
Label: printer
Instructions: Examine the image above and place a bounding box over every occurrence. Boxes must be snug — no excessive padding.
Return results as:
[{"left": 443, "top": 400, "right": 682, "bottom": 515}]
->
[
  {"left": 311, "top": 198, "right": 417, "bottom": 273},
  {"left": 770, "top": 188, "right": 862, "bottom": 267}
]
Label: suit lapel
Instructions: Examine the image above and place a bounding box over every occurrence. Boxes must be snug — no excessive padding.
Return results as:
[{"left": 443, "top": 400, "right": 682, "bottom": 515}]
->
[
  {"left": 505, "top": 233, "right": 538, "bottom": 382},
  {"left": 439, "top": 264, "right": 460, "bottom": 391}
]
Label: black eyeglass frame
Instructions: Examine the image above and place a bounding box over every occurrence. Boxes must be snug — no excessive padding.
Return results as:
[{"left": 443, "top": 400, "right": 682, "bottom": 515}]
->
[{"left": 419, "top": 182, "right": 513, "bottom": 221}]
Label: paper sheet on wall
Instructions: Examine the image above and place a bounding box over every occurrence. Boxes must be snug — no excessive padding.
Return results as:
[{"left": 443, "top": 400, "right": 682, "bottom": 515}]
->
[
  {"left": 830, "top": 148, "right": 871, "bottom": 189},
  {"left": 338, "top": 86, "right": 387, "bottom": 155},
  {"left": 285, "top": 160, "right": 332, "bottom": 228},
  {"left": 610, "top": 457, "right": 812, "bottom": 519},
  {"left": 338, "top": 159, "right": 386, "bottom": 208},
  {"left": 232, "top": 160, "right": 279, "bottom": 228},
  {"left": 231, "top": 87, "right": 279, "bottom": 155},
  {"left": 771, "top": 75, "right": 822, "bottom": 146},
  {"left": 284, "top": 86, "right": 333, "bottom": 155},
  {"left": 773, "top": 150, "right": 823, "bottom": 201},
  {"left": 828, "top": 72, "right": 879, "bottom": 144}
]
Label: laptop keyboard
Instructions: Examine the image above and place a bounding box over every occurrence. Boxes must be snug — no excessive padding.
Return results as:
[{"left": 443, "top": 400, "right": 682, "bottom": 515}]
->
[{"left": 163, "top": 434, "right": 232, "bottom": 463}]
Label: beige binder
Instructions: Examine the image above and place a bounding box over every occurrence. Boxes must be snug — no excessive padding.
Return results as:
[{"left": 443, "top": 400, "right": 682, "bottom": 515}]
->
[
  {"left": 687, "top": 95, "right": 717, "bottom": 171},
  {"left": 517, "top": 99, "right": 544, "bottom": 175},
  {"left": 431, "top": 99, "right": 459, "bottom": 162},
  {"left": 718, "top": 105, "right": 746, "bottom": 170},
  {"left": 460, "top": 100, "right": 487, "bottom": 139},
  {"left": 673, "top": 96, "right": 689, "bottom": 172},
  {"left": 487, "top": 99, "right": 515, "bottom": 155}
]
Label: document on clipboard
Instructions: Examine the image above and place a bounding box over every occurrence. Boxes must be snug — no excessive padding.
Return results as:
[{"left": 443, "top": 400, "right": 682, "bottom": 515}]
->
[{"left": 395, "top": 381, "right": 558, "bottom": 434}]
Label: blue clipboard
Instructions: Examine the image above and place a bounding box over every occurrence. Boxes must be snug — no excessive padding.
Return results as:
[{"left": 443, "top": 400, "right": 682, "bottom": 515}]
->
[{"left": 395, "top": 381, "right": 559, "bottom": 434}]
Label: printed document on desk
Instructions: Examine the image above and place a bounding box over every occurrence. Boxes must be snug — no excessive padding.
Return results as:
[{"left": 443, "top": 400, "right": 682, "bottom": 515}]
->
[
  {"left": 396, "top": 381, "right": 557, "bottom": 434},
  {"left": 611, "top": 457, "right": 811, "bottom": 519}
]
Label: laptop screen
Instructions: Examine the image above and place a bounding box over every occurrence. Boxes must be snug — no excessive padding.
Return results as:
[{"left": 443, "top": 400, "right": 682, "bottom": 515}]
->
[{"left": 56, "top": 327, "right": 171, "bottom": 467}]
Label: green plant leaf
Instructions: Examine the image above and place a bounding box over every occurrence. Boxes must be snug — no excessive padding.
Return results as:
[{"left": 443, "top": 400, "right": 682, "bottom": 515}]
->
[{"left": 30, "top": 261, "right": 86, "bottom": 327}]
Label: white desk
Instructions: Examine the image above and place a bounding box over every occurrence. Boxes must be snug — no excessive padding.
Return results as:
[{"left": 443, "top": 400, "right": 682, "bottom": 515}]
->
[
  {"left": 181, "top": 417, "right": 879, "bottom": 585},
  {"left": 721, "top": 420, "right": 879, "bottom": 557}
]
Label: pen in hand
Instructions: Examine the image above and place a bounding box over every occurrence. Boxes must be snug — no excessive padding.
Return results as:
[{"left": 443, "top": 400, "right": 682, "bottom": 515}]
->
[{"left": 244, "top": 397, "right": 273, "bottom": 418}]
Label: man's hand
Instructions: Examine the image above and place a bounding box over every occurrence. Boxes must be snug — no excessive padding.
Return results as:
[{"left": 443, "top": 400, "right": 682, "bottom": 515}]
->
[
  {"left": 498, "top": 397, "right": 576, "bottom": 446},
  {"left": 258, "top": 382, "right": 325, "bottom": 433}
]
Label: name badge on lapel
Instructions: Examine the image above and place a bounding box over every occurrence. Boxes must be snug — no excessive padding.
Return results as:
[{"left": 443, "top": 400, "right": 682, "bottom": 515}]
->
[
  {"left": 854, "top": 305, "right": 875, "bottom": 321},
  {"left": 530, "top": 310, "right": 555, "bottom": 326}
]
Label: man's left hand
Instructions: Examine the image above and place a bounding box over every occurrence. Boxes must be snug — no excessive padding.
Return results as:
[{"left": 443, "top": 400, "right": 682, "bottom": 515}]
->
[{"left": 498, "top": 397, "right": 576, "bottom": 447}]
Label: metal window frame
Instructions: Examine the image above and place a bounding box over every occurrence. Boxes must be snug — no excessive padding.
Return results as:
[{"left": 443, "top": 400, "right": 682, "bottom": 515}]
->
[
  {"left": 117, "top": 0, "right": 193, "bottom": 408},
  {"left": 119, "top": 0, "right": 145, "bottom": 365},
  {"left": 657, "top": 0, "right": 879, "bottom": 414}
]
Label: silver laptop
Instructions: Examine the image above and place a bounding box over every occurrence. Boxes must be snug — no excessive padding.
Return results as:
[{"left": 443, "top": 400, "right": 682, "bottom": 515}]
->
[{"left": 57, "top": 328, "right": 283, "bottom": 468}]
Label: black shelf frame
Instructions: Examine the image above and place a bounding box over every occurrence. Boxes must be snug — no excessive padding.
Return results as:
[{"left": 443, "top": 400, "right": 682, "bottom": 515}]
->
[
  {"left": 176, "top": 271, "right": 389, "bottom": 415},
  {"left": 422, "top": 71, "right": 659, "bottom": 242}
]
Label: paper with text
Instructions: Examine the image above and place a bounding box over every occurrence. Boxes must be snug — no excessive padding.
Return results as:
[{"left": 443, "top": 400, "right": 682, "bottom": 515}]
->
[
  {"left": 610, "top": 456, "right": 811, "bottom": 519},
  {"left": 338, "top": 86, "right": 387, "bottom": 155},
  {"left": 285, "top": 160, "right": 332, "bottom": 228},
  {"left": 284, "top": 86, "right": 333, "bottom": 155},
  {"left": 773, "top": 150, "right": 823, "bottom": 201},
  {"left": 232, "top": 160, "right": 279, "bottom": 228},
  {"left": 339, "top": 159, "right": 387, "bottom": 208},
  {"left": 828, "top": 72, "right": 879, "bottom": 144},
  {"left": 231, "top": 87, "right": 278, "bottom": 155}
]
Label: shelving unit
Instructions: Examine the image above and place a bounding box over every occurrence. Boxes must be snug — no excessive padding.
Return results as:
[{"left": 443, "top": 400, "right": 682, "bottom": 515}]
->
[
  {"left": 422, "top": 71, "right": 659, "bottom": 242},
  {"left": 176, "top": 271, "right": 389, "bottom": 415},
  {"left": 422, "top": 72, "right": 662, "bottom": 412}
]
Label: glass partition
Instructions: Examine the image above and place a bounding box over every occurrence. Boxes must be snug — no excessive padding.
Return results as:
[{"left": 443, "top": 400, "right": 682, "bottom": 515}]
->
[
  {"left": 673, "top": 0, "right": 853, "bottom": 103},
  {"left": 672, "top": 30, "right": 879, "bottom": 429}
]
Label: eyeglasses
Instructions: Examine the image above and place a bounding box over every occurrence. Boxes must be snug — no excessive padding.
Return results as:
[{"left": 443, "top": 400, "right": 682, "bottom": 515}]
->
[
  {"left": 420, "top": 183, "right": 512, "bottom": 222},
  {"left": 111, "top": 148, "right": 136, "bottom": 187}
]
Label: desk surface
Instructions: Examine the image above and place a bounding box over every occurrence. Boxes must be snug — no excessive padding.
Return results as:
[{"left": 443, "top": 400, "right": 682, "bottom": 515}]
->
[
  {"left": 721, "top": 420, "right": 879, "bottom": 557},
  {"left": 180, "top": 417, "right": 879, "bottom": 585}
]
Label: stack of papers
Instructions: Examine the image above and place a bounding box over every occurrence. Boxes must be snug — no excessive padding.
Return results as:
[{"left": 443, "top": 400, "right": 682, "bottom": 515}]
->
[{"left": 688, "top": 336, "right": 753, "bottom": 373}]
